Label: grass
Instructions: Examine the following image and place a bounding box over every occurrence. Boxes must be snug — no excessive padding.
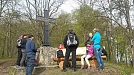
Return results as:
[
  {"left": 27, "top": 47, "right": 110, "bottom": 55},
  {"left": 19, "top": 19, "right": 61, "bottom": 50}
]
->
[{"left": 105, "top": 61, "right": 134, "bottom": 75}]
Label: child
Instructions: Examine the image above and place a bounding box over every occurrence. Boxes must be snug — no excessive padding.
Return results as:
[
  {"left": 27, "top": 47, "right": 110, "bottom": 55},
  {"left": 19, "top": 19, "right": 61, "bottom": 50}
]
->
[
  {"left": 81, "top": 41, "right": 94, "bottom": 69},
  {"left": 58, "top": 43, "right": 64, "bottom": 49},
  {"left": 57, "top": 43, "right": 64, "bottom": 65}
]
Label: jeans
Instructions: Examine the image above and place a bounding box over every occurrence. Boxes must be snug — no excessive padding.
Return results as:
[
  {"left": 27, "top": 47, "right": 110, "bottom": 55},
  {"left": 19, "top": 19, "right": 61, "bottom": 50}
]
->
[
  {"left": 26, "top": 55, "right": 35, "bottom": 75},
  {"left": 94, "top": 48, "right": 104, "bottom": 67},
  {"left": 20, "top": 49, "right": 26, "bottom": 66}
]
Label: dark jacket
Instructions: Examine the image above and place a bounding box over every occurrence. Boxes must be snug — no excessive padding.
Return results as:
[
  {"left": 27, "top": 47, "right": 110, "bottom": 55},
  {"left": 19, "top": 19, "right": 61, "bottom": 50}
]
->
[
  {"left": 63, "top": 32, "right": 79, "bottom": 49},
  {"left": 20, "top": 38, "right": 27, "bottom": 49},
  {"left": 57, "top": 50, "right": 64, "bottom": 58}
]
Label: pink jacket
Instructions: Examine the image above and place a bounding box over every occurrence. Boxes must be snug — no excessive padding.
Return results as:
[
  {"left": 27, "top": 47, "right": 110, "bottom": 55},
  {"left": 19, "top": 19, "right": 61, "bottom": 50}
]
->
[{"left": 87, "top": 45, "right": 94, "bottom": 56}]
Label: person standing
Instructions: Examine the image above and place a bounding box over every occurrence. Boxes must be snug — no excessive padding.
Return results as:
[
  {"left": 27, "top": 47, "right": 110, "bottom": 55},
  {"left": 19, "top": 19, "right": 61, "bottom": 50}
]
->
[
  {"left": 16, "top": 35, "right": 23, "bottom": 67},
  {"left": 62, "top": 28, "right": 79, "bottom": 72},
  {"left": 91, "top": 28, "right": 104, "bottom": 70},
  {"left": 20, "top": 34, "right": 27, "bottom": 67},
  {"left": 26, "top": 35, "right": 37, "bottom": 75}
]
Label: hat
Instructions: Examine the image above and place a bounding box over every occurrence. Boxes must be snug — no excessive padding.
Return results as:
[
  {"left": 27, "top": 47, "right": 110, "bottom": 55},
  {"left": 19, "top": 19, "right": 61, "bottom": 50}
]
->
[
  {"left": 28, "top": 35, "right": 34, "bottom": 38},
  {"left": 68, "top": 28, "right": 73, "bottom": 31}
]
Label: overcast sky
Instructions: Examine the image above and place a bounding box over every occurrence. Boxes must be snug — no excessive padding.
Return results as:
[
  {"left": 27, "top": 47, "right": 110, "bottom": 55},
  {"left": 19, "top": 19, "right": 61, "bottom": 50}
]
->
[{"left": 60, "top": 0, "right": 79, "bottom": 13}]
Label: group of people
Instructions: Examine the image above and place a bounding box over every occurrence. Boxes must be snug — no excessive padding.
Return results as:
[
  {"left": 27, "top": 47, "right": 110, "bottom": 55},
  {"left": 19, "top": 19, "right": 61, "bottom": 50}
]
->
[
  {"left": 16, "top": 34, "right": 27, "bottom": 67},
  {"left": 16, "top": 27, "right": 105, "bottom": 74},
  {"left": 16, "top": 34, "right": 37, "bottom": 75},
  {"left": 61, "top": 28, "right": 105, "bottom": 72}
]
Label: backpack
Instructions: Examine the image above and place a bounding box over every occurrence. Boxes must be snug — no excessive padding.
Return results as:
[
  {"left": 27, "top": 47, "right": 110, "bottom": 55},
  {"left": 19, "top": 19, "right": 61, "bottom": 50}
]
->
[
  {"left": 67, "top": 33, "right": 77, "bottom": 46},
  {"left": 101, "top": 47, "right": 107, "bottom": 56},
  {"left": 16, "top": 39, "right": 21, "bottom": 48}
]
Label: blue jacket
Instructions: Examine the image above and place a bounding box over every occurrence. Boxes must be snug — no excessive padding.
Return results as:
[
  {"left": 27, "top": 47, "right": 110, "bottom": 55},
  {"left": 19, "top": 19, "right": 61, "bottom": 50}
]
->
[
  {"left": 91, "top": 32, "right": 101, "bottom": 48},
  {"left": 26, "top": 40, "right": 37, "bottom": 55}
]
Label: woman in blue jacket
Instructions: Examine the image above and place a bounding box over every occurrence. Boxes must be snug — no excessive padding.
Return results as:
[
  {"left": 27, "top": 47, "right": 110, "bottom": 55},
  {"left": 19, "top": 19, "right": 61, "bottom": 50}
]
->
[{"left": 91, "top": 28, "right": 104, "bottom": 70}]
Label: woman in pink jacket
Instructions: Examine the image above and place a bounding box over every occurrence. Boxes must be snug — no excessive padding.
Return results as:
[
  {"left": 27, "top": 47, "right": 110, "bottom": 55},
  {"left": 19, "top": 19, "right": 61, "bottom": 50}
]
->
[{"left": 81, "top": 41, "right": 94, "bottom": 69}]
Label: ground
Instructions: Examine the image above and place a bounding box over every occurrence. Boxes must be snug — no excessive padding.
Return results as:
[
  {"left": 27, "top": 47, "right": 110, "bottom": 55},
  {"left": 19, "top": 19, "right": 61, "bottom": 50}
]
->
[
  {"left": 0, "top": 60, "right": 120, "bottom": 75},
  {"left": 40, "top": 66, "right": 120, "bottom": 75},
  {"left": 0, "top": 59, "right": 16, "bottom": 75}
]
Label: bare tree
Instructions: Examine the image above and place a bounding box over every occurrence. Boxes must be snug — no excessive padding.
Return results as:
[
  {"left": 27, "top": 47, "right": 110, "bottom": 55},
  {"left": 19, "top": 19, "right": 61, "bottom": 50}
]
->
[{"left": 94, "top": 0, "right": 134, "bottom": 63}]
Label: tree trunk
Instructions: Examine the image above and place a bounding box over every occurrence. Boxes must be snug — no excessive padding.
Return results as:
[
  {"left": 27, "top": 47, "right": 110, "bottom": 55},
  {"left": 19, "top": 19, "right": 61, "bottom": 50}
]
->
[{"left": 131, "top": 39, "right": 134, "bottom": 67}]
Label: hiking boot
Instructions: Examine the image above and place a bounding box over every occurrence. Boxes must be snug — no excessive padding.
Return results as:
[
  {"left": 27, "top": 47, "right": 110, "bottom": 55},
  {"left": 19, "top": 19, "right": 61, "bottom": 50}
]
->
[
  {"left": 62, "top": 69, "right": 67, "bottom": 72},
  {"left": 72, "top": 68, "right": 76, "bottom": 72},
  {"left": 81, "top": 65, "right": 84, "bottom": 69},
  {"left": 101, "top": 66, "right": 104, "bottom": 70},
  {"left": 96, "top": 66, "right": 101, "bottom": 71}
]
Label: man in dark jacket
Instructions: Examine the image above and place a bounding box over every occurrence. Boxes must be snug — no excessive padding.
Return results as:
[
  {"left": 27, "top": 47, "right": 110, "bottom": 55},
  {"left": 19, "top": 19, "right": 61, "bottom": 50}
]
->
[
  {"left": 26, "top": 35, "right": 37, "bottom": 75},
  {"left": 20, "top": 34, "right": 27, "bottom": 67},
  {"left": 62, "top": 28, "right": 79, "bottom": 72}
]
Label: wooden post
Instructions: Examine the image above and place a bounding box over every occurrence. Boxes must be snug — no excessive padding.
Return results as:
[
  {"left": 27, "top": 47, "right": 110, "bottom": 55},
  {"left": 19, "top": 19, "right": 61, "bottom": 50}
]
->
[{"left": 90, "top": 59, "right": 98, "bottom": 68}]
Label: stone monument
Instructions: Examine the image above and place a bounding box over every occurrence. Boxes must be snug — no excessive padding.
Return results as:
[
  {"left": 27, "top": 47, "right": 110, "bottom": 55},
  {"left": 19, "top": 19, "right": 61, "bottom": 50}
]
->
[{"left": 36, "top": 10, "right": 57, "bottom": 66}]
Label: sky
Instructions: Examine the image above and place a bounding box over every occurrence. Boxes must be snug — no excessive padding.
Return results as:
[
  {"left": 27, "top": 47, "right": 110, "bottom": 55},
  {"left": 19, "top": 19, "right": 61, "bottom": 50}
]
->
[{"left": 60, "top": 0, "right": 79, "bottom": 13}]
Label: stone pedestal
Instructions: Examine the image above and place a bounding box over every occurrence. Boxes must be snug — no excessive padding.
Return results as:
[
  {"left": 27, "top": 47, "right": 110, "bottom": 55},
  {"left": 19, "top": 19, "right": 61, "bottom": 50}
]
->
[
  {"left": 9, "top": 46, "right": 57, "bottom": 75},
  {"left": 10, "top": 66, "right": 46, "bottom": 75},
  {"left": 38, "top": 46, "right": 57, "bottom": 65},
  {"left": 10, "top": 66, "right": 25, "bottom": 75}
]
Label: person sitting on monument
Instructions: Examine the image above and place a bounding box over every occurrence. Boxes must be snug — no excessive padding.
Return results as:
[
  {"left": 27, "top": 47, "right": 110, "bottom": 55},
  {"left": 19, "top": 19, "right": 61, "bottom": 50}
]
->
[{"left": 57, "top": 43, "right": 64, "bottom": 65}]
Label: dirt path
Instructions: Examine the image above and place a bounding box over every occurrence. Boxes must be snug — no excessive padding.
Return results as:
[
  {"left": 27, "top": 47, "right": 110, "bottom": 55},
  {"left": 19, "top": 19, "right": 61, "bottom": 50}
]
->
[
  {"left": 0, "top": 60, "right": 16, "bottom": 75},
  {"left": 86, "top": 66, "right": 120, "bottom": 75},
  {"left": 39, "top": 66, "right": 120, "bottom": 75}
]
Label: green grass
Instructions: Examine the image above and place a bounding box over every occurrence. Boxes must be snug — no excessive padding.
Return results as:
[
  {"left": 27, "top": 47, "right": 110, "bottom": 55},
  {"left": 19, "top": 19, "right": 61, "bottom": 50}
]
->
[
  {"left": 0, "top": 58, "right": 16, "bottom": 62},
  {"left": 105, "top": 61, "right": 134, "bottom": 75}
]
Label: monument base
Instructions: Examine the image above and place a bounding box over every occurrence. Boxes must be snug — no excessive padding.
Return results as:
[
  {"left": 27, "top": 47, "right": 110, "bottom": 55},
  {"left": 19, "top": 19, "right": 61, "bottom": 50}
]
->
[{"left": 38, "top": 46, "right": 57, "bottom": 65}]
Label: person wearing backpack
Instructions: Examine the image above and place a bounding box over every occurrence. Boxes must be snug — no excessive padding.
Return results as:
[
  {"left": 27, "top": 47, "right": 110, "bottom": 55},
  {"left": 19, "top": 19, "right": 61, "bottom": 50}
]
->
[
  {"left": 16, "top": 35, "right": 23, "bottom": 67},
  {"left": 62, "top": 28, "right": 79, "bottom": 72},
  {"left": 20, "top": 34, "right": 27, "bottom": 67}
]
